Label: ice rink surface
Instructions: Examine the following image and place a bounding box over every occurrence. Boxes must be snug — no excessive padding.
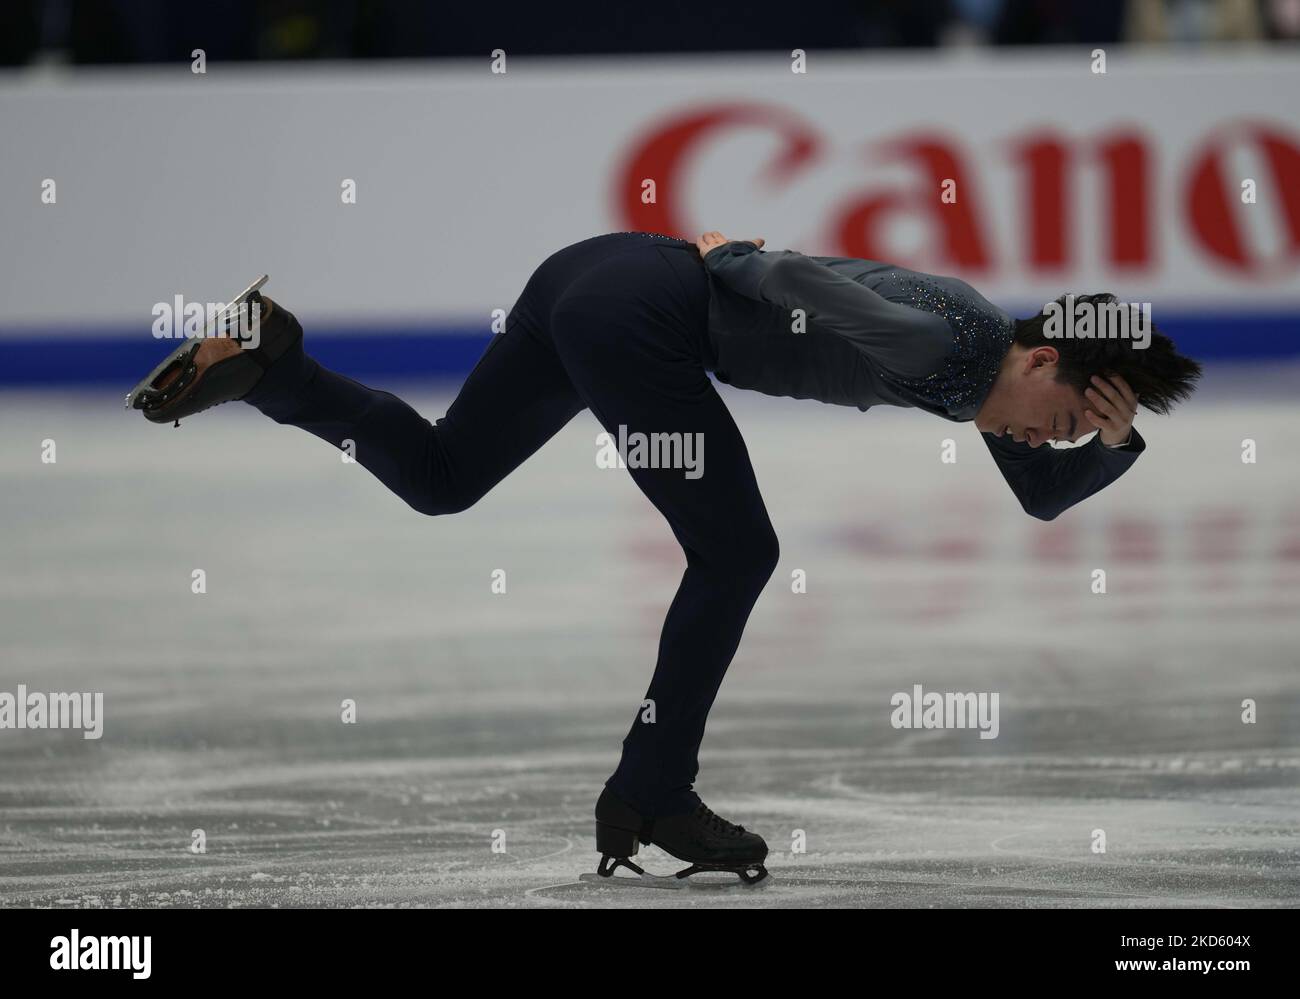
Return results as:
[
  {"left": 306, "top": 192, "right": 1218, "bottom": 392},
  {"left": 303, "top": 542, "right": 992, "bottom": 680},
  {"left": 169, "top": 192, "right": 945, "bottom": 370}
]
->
[{"left": 1, "top": 366, "right": 1298, "bottom": 908}]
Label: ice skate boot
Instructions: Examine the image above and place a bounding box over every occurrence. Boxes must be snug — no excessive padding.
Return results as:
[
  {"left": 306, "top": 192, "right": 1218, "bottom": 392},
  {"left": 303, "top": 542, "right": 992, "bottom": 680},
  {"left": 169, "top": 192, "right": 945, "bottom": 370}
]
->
[
  {"left": 125, "top": 275, "right": 302, "bottom": 425},
  {"left": 580, "top": 787, "right": 769, "bottom": 889}
]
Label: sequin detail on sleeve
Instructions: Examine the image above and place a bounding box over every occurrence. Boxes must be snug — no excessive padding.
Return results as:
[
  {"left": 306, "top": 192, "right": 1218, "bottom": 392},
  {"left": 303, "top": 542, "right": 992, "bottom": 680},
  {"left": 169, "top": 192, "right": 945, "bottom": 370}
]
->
[{"left": 876, "top": 276, "right": 1014, "bottom": 419}]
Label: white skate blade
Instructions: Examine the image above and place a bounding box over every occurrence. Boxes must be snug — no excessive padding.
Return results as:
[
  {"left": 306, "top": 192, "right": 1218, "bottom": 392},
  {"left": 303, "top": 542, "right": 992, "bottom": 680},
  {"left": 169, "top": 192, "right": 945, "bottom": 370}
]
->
[
  {"left": 578, "top": 868, "right": 770, "bottom": 890},
  {"left": 216, "top": 274, "right": 269, "bottom": 320},
  {"left": 579, "top": 871, "right": 689, "bottom": 890},
  {"left": 202, "top": 274, "right": 269, "bottom": 339}
]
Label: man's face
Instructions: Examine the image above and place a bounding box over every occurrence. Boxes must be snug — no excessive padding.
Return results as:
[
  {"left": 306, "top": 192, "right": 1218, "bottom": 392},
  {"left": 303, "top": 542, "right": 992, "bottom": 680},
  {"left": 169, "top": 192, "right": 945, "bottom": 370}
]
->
[{"left": 977, "top": 346, "right": 1091, "bottom": 448}]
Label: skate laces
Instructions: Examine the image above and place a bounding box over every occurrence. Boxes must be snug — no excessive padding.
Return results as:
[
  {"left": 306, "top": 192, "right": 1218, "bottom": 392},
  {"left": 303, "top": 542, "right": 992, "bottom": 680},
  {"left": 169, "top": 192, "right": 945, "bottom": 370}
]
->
[{"left": 696, "top": 802, "right": 745, "bottom": 837}]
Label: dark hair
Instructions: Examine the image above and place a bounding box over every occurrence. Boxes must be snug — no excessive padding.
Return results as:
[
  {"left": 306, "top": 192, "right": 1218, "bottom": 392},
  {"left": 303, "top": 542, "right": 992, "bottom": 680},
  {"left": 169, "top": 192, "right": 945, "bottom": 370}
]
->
[{"left": 1013, "top": 293, "right": 1202, "bottom": 416}]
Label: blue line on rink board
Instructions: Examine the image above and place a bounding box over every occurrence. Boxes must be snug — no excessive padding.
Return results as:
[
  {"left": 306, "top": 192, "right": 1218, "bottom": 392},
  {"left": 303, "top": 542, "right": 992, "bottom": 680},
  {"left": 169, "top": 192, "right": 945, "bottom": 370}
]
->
[
  {"left": 0, "top": 312, "right": 1293, "bottom": 385},
  {"left": 0, "top": 328, "right": 493, "bottom": 386}
]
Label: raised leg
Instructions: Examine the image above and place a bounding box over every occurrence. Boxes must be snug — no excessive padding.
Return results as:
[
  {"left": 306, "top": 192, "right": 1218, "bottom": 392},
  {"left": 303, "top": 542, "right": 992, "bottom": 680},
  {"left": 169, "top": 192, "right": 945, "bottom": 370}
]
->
[{"left": 244, "top": 310, "right": 585, "bottom": 516}]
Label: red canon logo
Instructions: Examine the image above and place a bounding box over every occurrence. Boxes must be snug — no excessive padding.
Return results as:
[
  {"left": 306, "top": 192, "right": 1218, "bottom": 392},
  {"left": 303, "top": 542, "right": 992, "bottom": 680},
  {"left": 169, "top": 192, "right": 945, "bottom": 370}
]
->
[{"left": 615, "top": 104, "right": 1300, "bottom": 280}]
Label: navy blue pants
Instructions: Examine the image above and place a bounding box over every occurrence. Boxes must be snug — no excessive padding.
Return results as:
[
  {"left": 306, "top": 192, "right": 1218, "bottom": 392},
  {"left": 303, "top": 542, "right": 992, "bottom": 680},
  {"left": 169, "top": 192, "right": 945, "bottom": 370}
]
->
[{"left": 244, "top": 232, "right": 778, "bottom": 816}]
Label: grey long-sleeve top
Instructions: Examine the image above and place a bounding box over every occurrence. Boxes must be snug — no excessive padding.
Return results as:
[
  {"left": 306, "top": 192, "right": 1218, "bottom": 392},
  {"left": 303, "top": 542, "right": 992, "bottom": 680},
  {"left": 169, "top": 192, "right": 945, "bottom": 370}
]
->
[{"left": 701, "top": 241, "right": 1144, "bottom": 521}]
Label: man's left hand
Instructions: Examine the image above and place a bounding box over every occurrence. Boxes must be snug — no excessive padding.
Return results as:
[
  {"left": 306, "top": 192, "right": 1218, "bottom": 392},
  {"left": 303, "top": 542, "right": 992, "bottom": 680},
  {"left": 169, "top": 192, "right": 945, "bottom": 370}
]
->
[{"left": 695, "top": 231, "right": 765, "bottom": 258}]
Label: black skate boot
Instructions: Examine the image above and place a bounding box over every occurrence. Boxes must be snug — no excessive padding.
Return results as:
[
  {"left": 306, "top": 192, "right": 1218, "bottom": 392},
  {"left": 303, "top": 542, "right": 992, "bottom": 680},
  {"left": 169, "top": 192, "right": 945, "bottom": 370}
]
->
[
  {"left": 581, "top": 787, "right": 769, "bottom": 889},
  {"left": 125, "top": 275, "right": 303, "bottom": 425}
]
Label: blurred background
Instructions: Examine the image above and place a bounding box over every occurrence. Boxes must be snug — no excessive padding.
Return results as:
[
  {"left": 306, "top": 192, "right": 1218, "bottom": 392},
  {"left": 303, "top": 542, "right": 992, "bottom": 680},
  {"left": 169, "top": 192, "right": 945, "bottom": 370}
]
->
[
  {"left": 0, "top": 2, "right": 1296, "bottom": 908},
  {"left": 2, "top": 0, "right": 1300, "bottom": 63},
  {"left": 1, "top": 0, "right": 1298, "bottom": 382}
]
